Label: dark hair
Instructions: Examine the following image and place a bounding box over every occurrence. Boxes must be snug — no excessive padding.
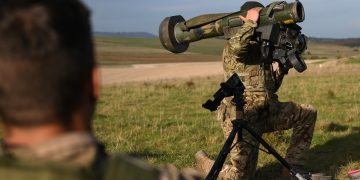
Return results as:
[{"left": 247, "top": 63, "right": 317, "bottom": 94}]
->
[
  {"left": 0, "top": 0, "right": 95, "bottom": 126},
  {"left": 240, "top": 1, "right": 264, "bottom": 11}
]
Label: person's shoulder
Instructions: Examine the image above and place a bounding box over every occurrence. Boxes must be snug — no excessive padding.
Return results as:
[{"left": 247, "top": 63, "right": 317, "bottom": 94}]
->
[
  {"left": 0, "top": 155, "right": 98, "bottom": 180},
  {"left": 0, "top": 153, "right": 158, "bottom": 180},
  {"left": 0, "top": 152, "right": 202, "bottom": 180}
]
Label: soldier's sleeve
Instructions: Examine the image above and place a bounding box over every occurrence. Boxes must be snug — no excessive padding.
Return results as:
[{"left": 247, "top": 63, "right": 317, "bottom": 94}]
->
[
  {"left": 274, "top": 74, "right": 285, "bottom": 92},
  {"left": 267, "top": 62, "right": 286, "bottom": 92},
  {"left": 274, "top": 64, "right": 287, "bottom": 91},
  {"left": 103, "top": 154, "right": 203, "bottom": 180},
  {"left": 227, "top": 20, "right": 257, "bottom": 61},
  {"left": 158, "top": 164, "right": 203, "bottom": 180}
]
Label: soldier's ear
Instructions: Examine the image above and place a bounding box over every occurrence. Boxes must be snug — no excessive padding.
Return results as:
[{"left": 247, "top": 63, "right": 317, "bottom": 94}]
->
[{"left": 91, "top": 65, "right": 101, "bottom": 100}]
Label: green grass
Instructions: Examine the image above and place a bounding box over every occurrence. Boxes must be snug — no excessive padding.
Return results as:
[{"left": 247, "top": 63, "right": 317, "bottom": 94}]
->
[
  {"left": 95, "top": 36, "right": 360, "bottom": 60},
  {"left": 94, "top": 77, "right": 223, "bottom": 166},
  {"left": 96, "top": 36, "right": 225, "bottom": 56},
  {"left": 94, "top": 69, "right": 360, "bottom": 179},
  {"left": 346, "top": 58, "right": 360, "bottom": 64}
]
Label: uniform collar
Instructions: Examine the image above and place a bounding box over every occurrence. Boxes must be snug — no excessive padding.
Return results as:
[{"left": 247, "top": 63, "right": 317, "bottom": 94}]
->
[{"left": 1, "top": 132, "right": 101, "bottom": 168}]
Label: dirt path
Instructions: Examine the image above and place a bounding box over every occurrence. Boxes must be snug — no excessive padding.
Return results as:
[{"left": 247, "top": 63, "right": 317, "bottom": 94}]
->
[
  {"left": 100, "top": 62, "right": 223, "bottom": 85},
  {"left": 99, "top": 60, "right": 337, "bottom": 85}
]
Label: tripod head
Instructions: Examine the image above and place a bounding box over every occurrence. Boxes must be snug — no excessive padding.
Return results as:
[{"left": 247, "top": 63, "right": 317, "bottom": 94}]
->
[{"left": 202, "top": 73, "right": 245, "bottom": 112}]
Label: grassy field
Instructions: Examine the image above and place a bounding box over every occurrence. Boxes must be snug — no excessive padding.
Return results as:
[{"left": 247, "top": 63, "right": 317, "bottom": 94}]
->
[
  {"left": 94, "top": 58, "right": 360, "bottom": 179},
  {"left": 95, "top": 36, "right": 360, "bottom": 66},
  {"left": 347, "top": 57, "right": 360, "bottom": 64},
  {"left": 95, "top": 36, "right": 224, "bottom": 66},
  {"left": 93, "top": 36, "right": 360, "bottom": 179}
]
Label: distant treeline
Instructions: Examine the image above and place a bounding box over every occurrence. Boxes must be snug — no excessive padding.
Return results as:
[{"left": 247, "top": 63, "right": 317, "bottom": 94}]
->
[{"left": 94, "top": 32, "right": 157, "bottom": 38}]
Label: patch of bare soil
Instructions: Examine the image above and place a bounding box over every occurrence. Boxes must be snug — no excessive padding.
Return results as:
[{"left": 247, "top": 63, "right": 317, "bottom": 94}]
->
[{"left": 100, "top": 62, "right": 223, "bottom": 85}]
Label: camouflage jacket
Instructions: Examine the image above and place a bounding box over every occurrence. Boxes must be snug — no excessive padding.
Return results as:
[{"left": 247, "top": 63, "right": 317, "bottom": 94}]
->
[
  {"left": 0, "top": 132, "right": 201, "bottom": 180},
  {"left": 222, "top": 20, "right": 284, "bottom": 110}
]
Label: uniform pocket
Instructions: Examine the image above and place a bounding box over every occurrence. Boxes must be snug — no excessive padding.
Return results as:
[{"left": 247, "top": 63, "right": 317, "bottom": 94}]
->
[
  {"left": 216, "top": 103, "right": 227, "bottom": 122},
  {"left": 244, "top": 91, "right": 267, "bottom": 110}
]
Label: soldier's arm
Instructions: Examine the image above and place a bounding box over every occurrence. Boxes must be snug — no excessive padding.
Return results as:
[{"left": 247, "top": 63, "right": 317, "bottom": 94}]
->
[
  {"left": 227, "top": 20, "right": 257, "bottom": 60},
  {"left": 158, "top": 164, "right": 203, "bottom": 180},
  {"left": 274, "top": 74, "right": 285, "bottom": 91},
  {"left": 273, "top": 63, "right": 286, "bottom": 91},
  {"left": 227, "top": 7, "right": 261, "bottom": 61}
]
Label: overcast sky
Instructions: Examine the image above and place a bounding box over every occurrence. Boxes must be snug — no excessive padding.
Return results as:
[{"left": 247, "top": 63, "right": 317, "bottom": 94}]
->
[{"left": 83, "top": 0, "right": 360, "bottom": 38}]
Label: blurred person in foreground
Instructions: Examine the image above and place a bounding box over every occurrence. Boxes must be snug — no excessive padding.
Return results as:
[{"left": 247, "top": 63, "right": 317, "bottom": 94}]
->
[{"left": 0, "top": 0, "right": 200, "bottom": 179}]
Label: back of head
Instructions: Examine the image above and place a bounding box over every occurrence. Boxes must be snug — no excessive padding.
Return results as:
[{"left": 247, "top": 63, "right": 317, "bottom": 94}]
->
[{"left": 0, "top": 0, "right": 95, "bottom": 126}]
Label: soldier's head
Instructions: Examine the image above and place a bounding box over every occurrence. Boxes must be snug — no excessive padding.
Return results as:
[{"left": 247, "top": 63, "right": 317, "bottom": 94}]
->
[
  {"left": 0, "top": 0, "right": 98, "bottom": 134},
  {"left": 240, "top": 1, "right": 264, "bottom": 11}
]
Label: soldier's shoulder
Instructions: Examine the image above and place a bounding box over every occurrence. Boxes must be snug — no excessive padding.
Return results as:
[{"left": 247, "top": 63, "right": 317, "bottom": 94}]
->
[
  {"left": 0, "top": 155, "right": 97, "bottom": 180},
  {"left": 0, "top": 153, "right": 161, "bottom": 180},
  {"left": 0, "top": 153, "right": 201, "bottom": 180}
]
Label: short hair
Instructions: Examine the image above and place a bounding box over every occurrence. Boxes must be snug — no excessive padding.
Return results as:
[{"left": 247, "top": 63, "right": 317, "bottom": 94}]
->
[
  {"left": 0, "top": 0, "right": 95, "bottom": 126},
  {"left": 240, "top": 1, "right": 264, "bottom": 11}
]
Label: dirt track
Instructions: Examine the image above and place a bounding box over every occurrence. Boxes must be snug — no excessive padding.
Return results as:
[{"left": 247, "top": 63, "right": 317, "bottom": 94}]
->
[
  {"left": 100, "top": 59, "right": 339, "bottom": 85},
  {"left": 100, "top": 62, "right": 223, "bottom": 85}
]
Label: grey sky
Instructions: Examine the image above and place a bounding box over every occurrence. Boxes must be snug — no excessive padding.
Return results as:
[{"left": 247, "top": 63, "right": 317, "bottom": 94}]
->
[{"left": 83, "top": 0, "right": 360, "bottom": 38}]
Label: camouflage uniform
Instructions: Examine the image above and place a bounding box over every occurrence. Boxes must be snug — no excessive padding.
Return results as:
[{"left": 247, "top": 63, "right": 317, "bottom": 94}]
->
[
  {"left": 217, "top": 20, "right": 317, "bottom": 180},
  {"left": 0, "top": 132, "right": 201, "bottom": 180}
]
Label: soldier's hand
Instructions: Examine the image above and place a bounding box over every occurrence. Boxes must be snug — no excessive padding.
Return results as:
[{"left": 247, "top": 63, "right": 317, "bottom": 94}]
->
[
  {"left": 239, "top": 7, "right": 262, "bottom": 24},
  {"left": 275, "top": 67, "right": 282, "bottom": 78},
  {"left": 273, "top": 62, "right": 282, "bottom": 78}
]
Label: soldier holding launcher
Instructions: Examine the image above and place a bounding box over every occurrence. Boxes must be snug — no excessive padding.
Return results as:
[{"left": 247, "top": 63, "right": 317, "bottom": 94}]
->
[{"left": 195, "top": 2, "right": 317, "bottom": 180}]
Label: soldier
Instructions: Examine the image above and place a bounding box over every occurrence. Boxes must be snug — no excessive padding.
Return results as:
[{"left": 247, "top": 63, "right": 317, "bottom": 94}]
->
[
  {"left": 195, "top": 2, "right": 317, "bottom": 180},
  {"left": 0, "top": 0, "right": 200, "bottom": 179}
]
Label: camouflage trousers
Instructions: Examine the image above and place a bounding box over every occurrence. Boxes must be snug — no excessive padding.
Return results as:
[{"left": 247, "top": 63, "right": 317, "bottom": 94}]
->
[{"left": 216, "top": 100, "right": 317, "bottom": 180}]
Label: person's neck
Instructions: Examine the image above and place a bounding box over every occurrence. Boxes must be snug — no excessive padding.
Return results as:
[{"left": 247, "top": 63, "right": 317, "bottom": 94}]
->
[
  {"left": 2, "top": 108, "right": 93, "bottom": 147},
  {"left": 3, "top": 123, "right": 67, "bottom": 146}
]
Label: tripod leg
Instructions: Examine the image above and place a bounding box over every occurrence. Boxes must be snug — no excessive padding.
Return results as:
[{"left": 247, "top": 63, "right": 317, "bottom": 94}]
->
[
  {"left": 239, "top": 120, "right": 309, "bottom": 180},
  {"left": 205, "top": 120, "right": 241, "bottom": 180}
]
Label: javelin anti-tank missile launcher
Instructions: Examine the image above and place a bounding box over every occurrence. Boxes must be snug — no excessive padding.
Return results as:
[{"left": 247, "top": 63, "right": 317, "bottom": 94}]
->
[{"left": 159, "top": 1, "right": 308, "bottom": 73}]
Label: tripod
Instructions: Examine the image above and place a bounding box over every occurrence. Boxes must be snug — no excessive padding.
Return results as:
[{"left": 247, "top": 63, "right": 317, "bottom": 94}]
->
[{"left": 202, "top": 73, "right": 310, "bottom": 180}]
